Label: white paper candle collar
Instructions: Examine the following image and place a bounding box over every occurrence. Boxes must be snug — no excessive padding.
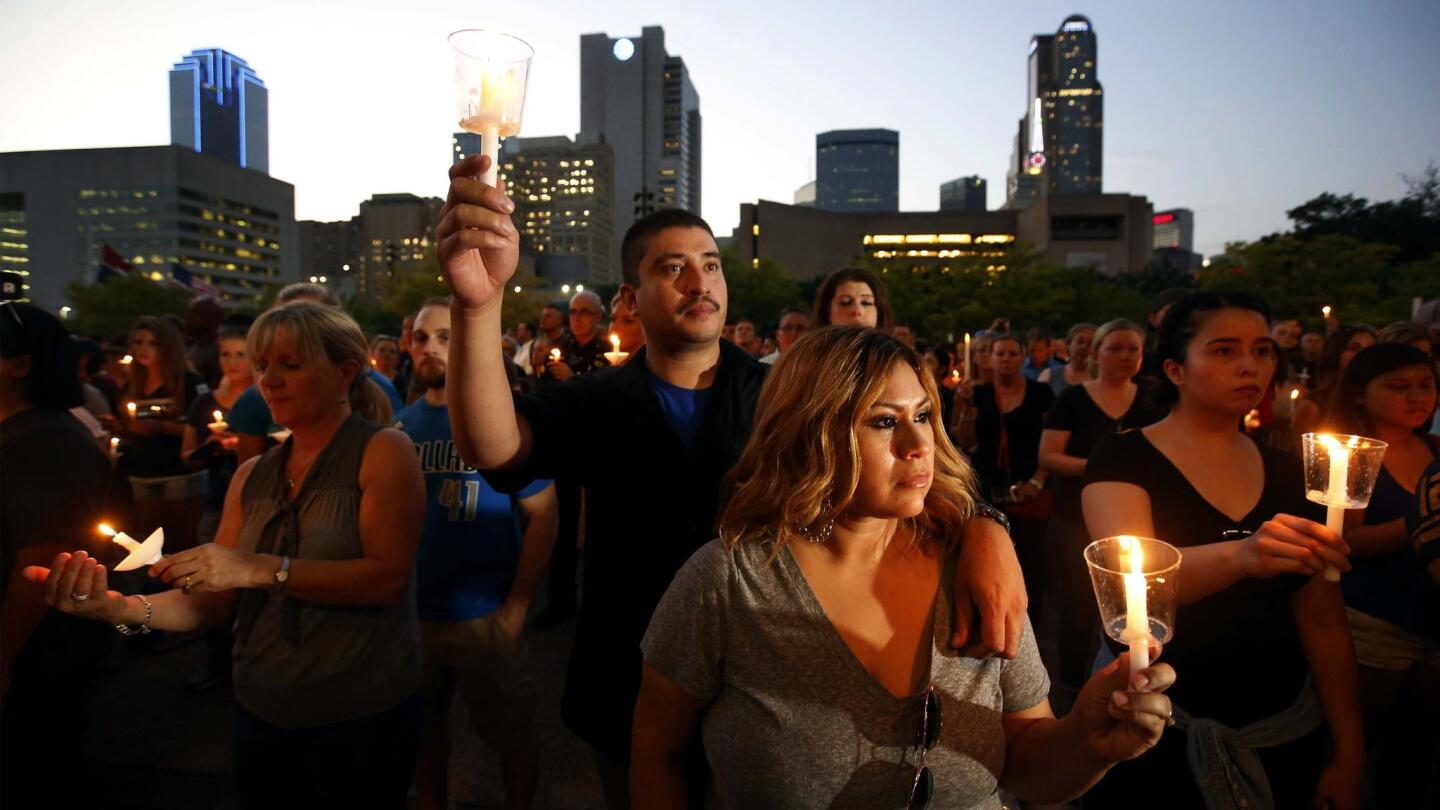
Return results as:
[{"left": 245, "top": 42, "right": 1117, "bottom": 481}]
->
[{"left": 99, "top": 523, "right": 165, "bottom": 571}]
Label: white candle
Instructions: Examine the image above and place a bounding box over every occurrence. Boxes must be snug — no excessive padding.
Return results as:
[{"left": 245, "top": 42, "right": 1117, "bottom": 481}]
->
[
  {"left": 98, "top": 523, "right": 165, "bottom": 571},
  {"left": 1317, "top": 434, "right": 1350, "bottom": 582},
  {"left": 126, "top": 402, "right": 137, "bottom": 419},
  {"left": 963, "top": 332, "right": 972, "bottom": 382},
  {"left": 1322, "top": 305, "right": 1332, "bottom": 319},
  {"left": 604, "top": 333, "right": 629, "bottom": 365},
  {"left": 1122, "top": 536, "right": 1150, "bottom": 678},
  {"left": 209, "top": 409, "right": 229, "bottom": 433},
  {"left": 108, "top": 436, "right": 120, "bottom": 460}
]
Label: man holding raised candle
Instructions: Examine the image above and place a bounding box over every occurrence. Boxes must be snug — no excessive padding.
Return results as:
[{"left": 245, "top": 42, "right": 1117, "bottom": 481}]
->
[{"left": 437, "top": 154, "right": 1029, "bottom": 807}]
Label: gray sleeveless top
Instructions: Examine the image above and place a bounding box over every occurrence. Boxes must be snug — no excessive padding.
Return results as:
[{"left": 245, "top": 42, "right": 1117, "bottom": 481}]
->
[{"left": 231, "top": 414, "right": 420, "bottom": 728}]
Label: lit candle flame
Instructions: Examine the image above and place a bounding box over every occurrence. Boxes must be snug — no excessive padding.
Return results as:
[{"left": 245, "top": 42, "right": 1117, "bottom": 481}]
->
[
  {"left": 97, "top": 522, "right": 116, "bottom": 537},
  {"left": 550, "top": 348, "right": 561, "bottom": 361},
  {"left": 610, "top": 333, "right": 620, "bottom": 352},
  {"left": 1290, "top": 388, "right": 1300, "bottom": 401},
  {"left": 120, "top": 354, "right": 133, "bottom": 365},
  {"left": 109, "top": 437, "right": 119, "bottom": 450},
  {"left": 213, "top": 410, "right": 224, "bottom": 423},
  {"left": 1322, "top": 305, "right": 1332, "bottom": 318},
  {"left": 126, "top": 402, "right": 137, "bottom": 417}
]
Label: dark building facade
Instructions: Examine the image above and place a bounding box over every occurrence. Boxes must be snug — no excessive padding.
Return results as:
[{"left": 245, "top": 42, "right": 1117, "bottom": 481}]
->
[
  {"left": 816, "top": 129, "right": 899, "bottom": 213},
  {"left": 940, "top": 176, "right": 987, "bottom": 211},
  {"left": 0, "top": 146, "right": 297, "bottom": 308},
  {"left": 579, "top": 26, "right": 700, "bottom": 250},
  {"left": 1005, "top": 15, "right": 1103, "bottom": 208},
  {"left": 733, "top": 192, "right": 1150, "bottom": 281},
  {"left": 169, "top": 49, "right": 269, "bottom": 173}
]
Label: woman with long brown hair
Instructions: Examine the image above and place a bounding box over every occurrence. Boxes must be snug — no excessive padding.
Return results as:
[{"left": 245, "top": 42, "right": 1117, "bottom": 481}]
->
[
  {"left": 115, "top": 315, "right": 209, "bottom": 549},
  {"left": 632, "top": 326, "right": 1175, "bottom": 809},
  {"left": 810, "top": 267, "right": 894, "bottom": 331},
  {"left": 32, "top": 302, "right": 422, "bottom": 808}
]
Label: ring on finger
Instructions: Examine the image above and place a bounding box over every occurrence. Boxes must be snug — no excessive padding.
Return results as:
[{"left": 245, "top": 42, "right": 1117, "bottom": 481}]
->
[{"left": 71, "top": 592, "right": 90, "bottom": 602}]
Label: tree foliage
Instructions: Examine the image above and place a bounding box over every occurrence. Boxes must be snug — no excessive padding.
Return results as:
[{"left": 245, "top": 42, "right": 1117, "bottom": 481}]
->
[
  {"left": 63, "top": 275, "right": 193, "bottom": 338},
  {"left": 720, "top": 248, "right": 804, "bottom": 328}
]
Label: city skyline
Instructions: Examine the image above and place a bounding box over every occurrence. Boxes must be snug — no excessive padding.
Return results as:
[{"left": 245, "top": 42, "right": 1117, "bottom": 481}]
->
[{"left": 2, "top": 0, "right": 1436, "bottom": 257}]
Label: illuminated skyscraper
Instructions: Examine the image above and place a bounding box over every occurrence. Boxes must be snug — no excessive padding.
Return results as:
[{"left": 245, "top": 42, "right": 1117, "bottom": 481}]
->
[
  {"left": 579, "top": 26, "right": 700, "bottom": 244},
  {"left": 940, "top": 176, "right": 987, "bottom": 211},
  {"left": 169, "top": 49, "right": 268, "bottom": 173},
  {"left": 1005, "top": 15, "right": 1103, "bottom": 208}
]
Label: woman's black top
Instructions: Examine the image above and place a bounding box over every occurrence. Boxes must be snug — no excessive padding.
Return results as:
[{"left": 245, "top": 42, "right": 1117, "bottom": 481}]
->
[
  {"left": 1045, "top": 383, "right": 1166, "bottom": 526},
  {"left": 119, "top": 370, "right": 206, "bottom": 478},
  {"left": 971, "top": 380, "right": 1053, "bottom": 504}
]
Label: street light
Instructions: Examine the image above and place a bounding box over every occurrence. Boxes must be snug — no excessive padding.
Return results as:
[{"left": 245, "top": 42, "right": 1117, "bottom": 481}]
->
[
  {"left": 342, "top": 264, "right": 350, "bottom": 271},
  {"left": 576, "top": 284, "right": 585, "bottom": 292},
  {"left": 309, "top": 275, "right": 318, "bottom": 283},
  {"left": 561, "top": 284, "right": 571, "bottom": 294},
  {"left": 513, "top": 285, "right": 522, "bottom": 293},
  {"left": 59, "top": 306, "right": 71, "bottom": 319},
  {"left": 319, "top": 276, "right": 327, "bottom": 283}
]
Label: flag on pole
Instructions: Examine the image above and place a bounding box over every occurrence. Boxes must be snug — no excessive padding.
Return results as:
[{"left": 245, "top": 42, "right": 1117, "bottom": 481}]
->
[
  {"left": 170, "top": 264, "right": 222, "bottom": 298},
  {"left": 100, "top": 245, "right": 135, "bottom": 276}
]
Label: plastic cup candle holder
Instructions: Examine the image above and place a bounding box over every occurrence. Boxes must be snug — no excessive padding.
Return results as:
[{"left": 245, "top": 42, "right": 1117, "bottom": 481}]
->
[
  {"left": 449, "top": 29, "right": 534, "bottom": 188},
  {"left": 1300, "top": 433, "right": 1388, "bottom": 581},
  {"left": 208, "top": 409, "right": 230, "bottom": 433},
  {"left": 1085, "top": 535, "right": 1182, "bottom": 680}
]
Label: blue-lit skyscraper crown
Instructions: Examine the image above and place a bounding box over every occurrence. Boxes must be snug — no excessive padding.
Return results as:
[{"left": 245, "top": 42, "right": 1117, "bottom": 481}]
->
[{"left": 169, "top": 49, "right": 269, "bottom": 173}]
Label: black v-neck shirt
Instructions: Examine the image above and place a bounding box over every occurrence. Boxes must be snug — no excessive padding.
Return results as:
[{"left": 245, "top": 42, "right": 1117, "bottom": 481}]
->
[{"left": 1084, "top": 429, "right": 1319, "bottom": 727}]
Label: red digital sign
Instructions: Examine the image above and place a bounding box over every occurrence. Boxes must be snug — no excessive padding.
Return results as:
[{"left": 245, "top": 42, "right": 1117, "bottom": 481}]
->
[{"left": 1153, "top": 213, "right": 1176, "bottom": 225}]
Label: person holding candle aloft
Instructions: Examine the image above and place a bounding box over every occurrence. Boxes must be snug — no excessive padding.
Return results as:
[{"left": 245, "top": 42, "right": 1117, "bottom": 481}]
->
[
  {"left": 633, "top": 327, "right": 1176, "bottom": 808},
  {"left": 1039, "top": 319, "right": 1165, "bottom": 701},
  {"left": 1324, "top": 343, "right": 1439, "bottom": 808},
  {"left": 30, "top": 302, "right": 424, "bottom": 808},
  {"left": 609, "top": 292, "right": 645, "bottom": 358},
  {"left": 437, "top": 156, "right": 1029, "bottom": 809},
  {"left": 0, "top": 303, "right": 113, "bottom": 805},
  {"left": 1081, "top": 292, "right": 1363, "bottom": 810}
]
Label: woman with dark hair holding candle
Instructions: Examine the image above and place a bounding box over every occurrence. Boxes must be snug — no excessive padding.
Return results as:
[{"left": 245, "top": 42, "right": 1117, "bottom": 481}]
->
[
  {"left": 1081, "top": 292, "right": 1363, "bottom": 809},
  {"left": 1326, "top": 342, "right": 1439, "bottom": 807},
  {"left": 1292, "top": 325, "right": 1377, "bottom": 439},
  {"left": 31, "top": 302, "right": 423, "bottom": 808},
  {"left": 633, "top": 326, "right": 1175, "bottom": 808}
]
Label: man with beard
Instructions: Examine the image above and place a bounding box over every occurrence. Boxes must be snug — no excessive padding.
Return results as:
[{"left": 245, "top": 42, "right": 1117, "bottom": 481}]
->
[
  {"left": 438, "top": 155, "right": 1028, "bottom": 808},
  {"left": 395, "top": 297, "right": 558, "bottom": 810}
]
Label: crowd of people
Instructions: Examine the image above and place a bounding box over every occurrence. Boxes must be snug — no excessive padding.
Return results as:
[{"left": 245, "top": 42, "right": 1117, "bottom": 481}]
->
[{"left": 1, "top": 152, "right": 1436, "bottom": 809}]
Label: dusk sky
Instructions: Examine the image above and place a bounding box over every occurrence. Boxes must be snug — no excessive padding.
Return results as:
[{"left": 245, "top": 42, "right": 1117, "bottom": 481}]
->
[{"left": 3, "top": 0, "right": 1436, "bottom": 256}]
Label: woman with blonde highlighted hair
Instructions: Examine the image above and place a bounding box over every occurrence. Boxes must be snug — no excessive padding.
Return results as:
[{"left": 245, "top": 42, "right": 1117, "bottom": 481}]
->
[
  {"left": 31, "top": 302, "right": 424, "bottom": 807},
  {"left": 632, "top": 326, "right": 1176, "bottom": 809}
]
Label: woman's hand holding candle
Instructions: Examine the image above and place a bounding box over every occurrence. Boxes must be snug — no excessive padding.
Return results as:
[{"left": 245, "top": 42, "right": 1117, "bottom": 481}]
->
[
  {"left": 150, "top": 543, "right": 270, "bottom": 594},
  {"left": 1068, "top": 651, "right": 1176, "bottom": 763},
  {"left": 1235, "top": 514, "right": 1350, "bottom": 579}
]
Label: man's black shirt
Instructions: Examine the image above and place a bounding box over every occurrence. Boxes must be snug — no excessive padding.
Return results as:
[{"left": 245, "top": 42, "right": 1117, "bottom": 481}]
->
[{"left": 490, "top": 339, "right": 768, "bottom": 761}]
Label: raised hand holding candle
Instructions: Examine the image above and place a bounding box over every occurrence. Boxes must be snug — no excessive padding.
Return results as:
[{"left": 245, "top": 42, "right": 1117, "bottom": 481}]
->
[
  {"left": 450, "top": 30, "right": 534, "bottom": 188},
  {"left": 1302, "top": 433, "right": 1388, "bottom": 582},
  {"left": 99, "top": 522, "right": 165, "bottom": 571}
]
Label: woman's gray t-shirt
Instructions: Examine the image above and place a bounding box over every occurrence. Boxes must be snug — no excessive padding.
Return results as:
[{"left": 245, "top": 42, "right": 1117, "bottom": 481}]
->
[{"left": 642, "top": 538, "right": 1050, "bottom": 809}]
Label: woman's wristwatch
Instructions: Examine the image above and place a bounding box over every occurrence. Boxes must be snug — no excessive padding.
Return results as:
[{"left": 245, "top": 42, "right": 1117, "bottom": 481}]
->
[{"left": 971, "top": 501, "right": 1012, "bottom": 537}]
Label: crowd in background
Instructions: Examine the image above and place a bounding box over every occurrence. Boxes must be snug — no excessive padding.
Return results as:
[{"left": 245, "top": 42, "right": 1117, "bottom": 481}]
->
[{"left": 3, "top": 187, "right": 1439, "bottom": 808}]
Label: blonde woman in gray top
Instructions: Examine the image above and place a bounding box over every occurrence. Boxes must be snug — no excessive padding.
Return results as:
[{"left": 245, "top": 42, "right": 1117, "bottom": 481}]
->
[
  {"left": 32, "top": 302, "right": 425, "bottom": 809},
  {"left": 634, "top": 326, "right": 1177, "bottom": 809}
]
